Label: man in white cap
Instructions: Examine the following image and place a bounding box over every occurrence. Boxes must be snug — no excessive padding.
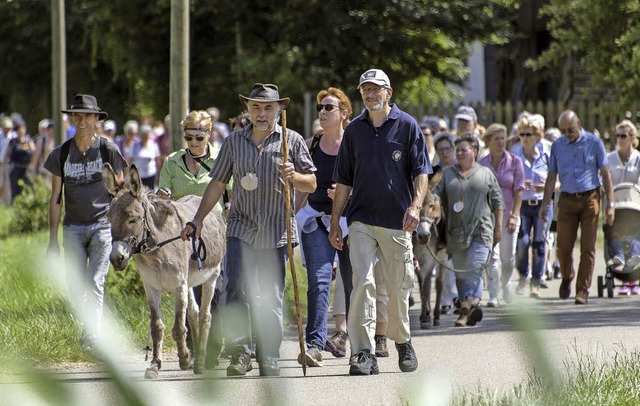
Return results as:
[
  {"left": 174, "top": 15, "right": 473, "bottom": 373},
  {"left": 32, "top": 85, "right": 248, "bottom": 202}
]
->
[
  {"left": 181, "top": 83, "right": 316, "bottom": 377},
  {"left": 454, "top": 105, "right": 479, "bottom": 137},
  {"left": 329, "top": 69, "right": 432, "bottom": 375}
]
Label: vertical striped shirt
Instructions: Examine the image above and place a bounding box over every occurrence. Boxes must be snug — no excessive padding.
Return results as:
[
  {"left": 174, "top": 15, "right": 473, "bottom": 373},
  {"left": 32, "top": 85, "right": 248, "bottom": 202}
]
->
[{"left": 209, "top": 124, "right": 316, "bottom": 248}]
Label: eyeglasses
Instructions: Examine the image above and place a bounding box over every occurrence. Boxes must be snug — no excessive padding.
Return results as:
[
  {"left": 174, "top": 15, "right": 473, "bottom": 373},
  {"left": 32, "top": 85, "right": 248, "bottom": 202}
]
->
[
  {"left": 519, "top": 132, "right": 534, "bottom": 137},
  {"left": 561, "top": 127, "right": 577, "bottom": 135},
  {"left": 359, "top": 86, "right": 386, "bottom": 95},
  {"left": 436, "top": 146, "right": 453, "bottom": 154},
  {"left": 184, "top": 134, "right": 206, "bottom": 142},
  {"left": 617, "top": 133, "right": 630, "bottom": 139},
  {"left": 316, "top": 104, "right": 339, "bottom": 112}
]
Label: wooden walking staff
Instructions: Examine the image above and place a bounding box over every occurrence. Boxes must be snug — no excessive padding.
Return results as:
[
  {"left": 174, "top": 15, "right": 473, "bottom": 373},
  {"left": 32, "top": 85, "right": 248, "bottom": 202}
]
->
[{"left": 280, "top": 109, "right": 307, "bottom": 376}]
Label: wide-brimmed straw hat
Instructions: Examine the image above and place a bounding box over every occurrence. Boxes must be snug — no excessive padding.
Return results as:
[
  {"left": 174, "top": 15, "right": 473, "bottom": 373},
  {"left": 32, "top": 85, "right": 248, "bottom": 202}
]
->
[
  {"left": 239, "top": 83, "right": 290, "bottom": 109},
  {"left": 61, "top": 94, "right": 108, "bottom": 120}
]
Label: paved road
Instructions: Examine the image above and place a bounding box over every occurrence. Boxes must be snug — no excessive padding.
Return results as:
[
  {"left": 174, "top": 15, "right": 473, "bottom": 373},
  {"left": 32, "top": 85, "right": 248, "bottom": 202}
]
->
[{"left": 5, "top": 249, "right": 640, "bottom": 405}]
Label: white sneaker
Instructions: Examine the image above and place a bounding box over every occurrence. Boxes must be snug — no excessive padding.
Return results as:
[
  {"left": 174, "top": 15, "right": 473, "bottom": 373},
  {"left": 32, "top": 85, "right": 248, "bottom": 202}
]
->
[
  {"left": 487, "top": 298, "right": 500, "bottom": 308},
  {"left": 611, "top": 256, "right": 625, "bottom": 272}
]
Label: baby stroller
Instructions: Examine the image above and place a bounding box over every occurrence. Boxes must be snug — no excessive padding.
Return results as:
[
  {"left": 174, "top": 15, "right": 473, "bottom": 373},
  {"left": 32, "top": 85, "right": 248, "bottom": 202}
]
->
[{"left": 598, "top": 182, "right": 640, "bottom": 298}]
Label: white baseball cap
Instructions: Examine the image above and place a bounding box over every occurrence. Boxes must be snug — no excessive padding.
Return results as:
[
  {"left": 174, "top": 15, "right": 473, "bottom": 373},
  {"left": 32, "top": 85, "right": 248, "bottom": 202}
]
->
[{"left": 357, "top": 69, "right": 391, "bottom": 89}]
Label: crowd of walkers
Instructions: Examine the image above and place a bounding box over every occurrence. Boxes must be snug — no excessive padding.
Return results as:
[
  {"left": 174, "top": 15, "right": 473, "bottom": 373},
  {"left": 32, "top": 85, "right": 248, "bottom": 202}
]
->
[{"left": 5, "top": 68, "right": 640, "bottom": 379}]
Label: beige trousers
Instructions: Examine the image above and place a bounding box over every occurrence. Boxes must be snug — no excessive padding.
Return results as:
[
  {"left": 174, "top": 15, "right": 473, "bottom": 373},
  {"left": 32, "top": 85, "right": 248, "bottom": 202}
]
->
[{"left": 347, "top": 222, "right": 414, "bottom": 354}]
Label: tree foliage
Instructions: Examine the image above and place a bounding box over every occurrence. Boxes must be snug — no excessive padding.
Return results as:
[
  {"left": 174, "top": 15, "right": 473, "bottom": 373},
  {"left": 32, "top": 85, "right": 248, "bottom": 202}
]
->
[
  {"left": 527, "top": 0, "right": 640, "bottom": 106},
  {"left": 0, "top": 0, "right": 519, "bottom": 131}
]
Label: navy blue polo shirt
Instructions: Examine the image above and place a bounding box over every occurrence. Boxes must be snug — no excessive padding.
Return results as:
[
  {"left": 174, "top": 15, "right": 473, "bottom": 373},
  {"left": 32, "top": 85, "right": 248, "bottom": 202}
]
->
[{"left": 333, "top": 104, "right": 432, "bottom": 230}]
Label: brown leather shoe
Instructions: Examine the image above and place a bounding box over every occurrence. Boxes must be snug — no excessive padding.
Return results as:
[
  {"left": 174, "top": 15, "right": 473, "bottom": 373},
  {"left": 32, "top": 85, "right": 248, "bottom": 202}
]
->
[
  {"left": 575, "top": 290, "right": 589, "bottom": 305},
  {"left": 559, "top": 279, "right": 572, "bottom": 300}
]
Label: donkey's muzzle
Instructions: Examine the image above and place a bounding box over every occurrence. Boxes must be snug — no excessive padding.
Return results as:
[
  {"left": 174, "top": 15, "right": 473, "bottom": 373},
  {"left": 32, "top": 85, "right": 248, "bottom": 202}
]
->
[{"left": 110, "top": 241, "right": 132, "bottom": 270}]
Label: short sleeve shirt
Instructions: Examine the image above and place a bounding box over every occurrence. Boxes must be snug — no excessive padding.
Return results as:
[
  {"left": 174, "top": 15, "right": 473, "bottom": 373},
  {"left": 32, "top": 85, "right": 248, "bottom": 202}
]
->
[
  {"left": 549, "top": 131, "right": 607, "bottom": 194},
  {"left": 44, "top": 136, "right": 127, "bottom": 225},
  {"left": 208, "top": 124, "right": 316, "bottom": 249}
]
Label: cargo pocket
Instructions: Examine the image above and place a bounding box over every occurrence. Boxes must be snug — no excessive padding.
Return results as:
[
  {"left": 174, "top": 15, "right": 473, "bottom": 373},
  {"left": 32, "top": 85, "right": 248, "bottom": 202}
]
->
[{"left": 394, "top": 250, "right": 415, "bottom": 290}]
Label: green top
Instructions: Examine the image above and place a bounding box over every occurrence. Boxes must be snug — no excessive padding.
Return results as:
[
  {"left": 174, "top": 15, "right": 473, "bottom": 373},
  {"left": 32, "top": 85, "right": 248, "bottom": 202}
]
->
[{"left": 158, "top": 144, "right": 232, "bottom": 212}]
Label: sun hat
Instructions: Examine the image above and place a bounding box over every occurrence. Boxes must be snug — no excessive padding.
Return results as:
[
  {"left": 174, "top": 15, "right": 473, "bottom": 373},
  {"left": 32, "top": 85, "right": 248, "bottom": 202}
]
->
[
  {"left": 61, "top": 94, "right": 108, "bottom": 120},
  {"left": 454, "top": 105, "right": 477, "bottom": 123},
  {"left": 239, "top": 83, "right": 290, "bottom": 109}
]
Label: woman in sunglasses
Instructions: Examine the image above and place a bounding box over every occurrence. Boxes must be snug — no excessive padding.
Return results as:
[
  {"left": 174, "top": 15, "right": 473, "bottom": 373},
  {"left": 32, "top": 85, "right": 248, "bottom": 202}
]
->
[
  {"left": 604, "top": 120, "right": 640, "bottom": 295},
  {"left": 512, "top": 113, "right": 552, "bottom": 298},
  {"left": 157, "top": 109, "right": 232, "bottom": 368},
  {"left": 157, "top": 110, "right": 232, "bottom": 205},
  {"left": 294, "top": 87, "right": 353, "bottom": 366}
]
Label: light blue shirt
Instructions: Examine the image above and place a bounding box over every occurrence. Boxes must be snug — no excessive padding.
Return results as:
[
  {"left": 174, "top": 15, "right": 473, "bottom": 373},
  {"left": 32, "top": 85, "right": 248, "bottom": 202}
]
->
[
  {"left": 514, "top": 147, "right": 549, "bottom": 201},
  {"left": 549, "top": 130, "right": 607, "bottom": 194}
]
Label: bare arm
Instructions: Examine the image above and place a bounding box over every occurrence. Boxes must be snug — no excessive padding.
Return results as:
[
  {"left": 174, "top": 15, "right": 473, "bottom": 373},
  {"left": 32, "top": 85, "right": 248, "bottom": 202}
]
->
[
  {"left": 508, "top": 189, "right": 523, "bottom": 234},
  {"left": 328, "top": 183, "right": 352, "bottom": 250},
  {"left": 47, "top": 175, "right": 63, "bottom": 256},
  {"left": 294, "top": 190, "right": 308, "bottom": 213},
  {"left": 403, "top": 173, "right": 429, "bottom": 231},
  {"left": 539, "top": 171, "right": 557, "bottom": 221},
  {"left": 601, "top": 166, "right": 615, "bottom": 226},
  {"left": 180, "top": 179, "right": 226, "bottom": 239},
  {"left": 493, "top": 209, "right": 504, "bottom": 246}
]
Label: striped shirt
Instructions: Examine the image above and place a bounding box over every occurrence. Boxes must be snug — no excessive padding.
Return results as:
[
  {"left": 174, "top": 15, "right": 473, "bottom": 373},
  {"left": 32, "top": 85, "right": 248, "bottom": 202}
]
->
[
  {"left": 158, "top": 143, "right": 232, "bottom": 212},
  {"left": 209, "top": 124, "right": 316, "bottom": 249}
]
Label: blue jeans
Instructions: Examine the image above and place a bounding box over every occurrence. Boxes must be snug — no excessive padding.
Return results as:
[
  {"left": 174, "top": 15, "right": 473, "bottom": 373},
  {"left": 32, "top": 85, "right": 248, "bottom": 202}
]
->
[
  {"left": 517, "top": 202, "right": 552, "bottom": 286},
  {"left": 62, "top": 222, "right": 112, "bottom": 334},
  {"left": 606, "top": 238, "right": 640, "bottom": 263},
  {"left": 451, "top": 240, "right": 489, "bottom": 300},
  {"left": 301, "top": 227, "right": 352, "bottom": 349},
  {"left": 224, "top": 237, "right": 286, "bottom": 361}
]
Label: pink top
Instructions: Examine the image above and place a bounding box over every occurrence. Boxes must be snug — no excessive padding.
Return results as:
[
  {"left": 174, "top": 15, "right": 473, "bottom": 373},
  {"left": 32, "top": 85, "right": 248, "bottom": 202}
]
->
[{"left": 478, "top": 150, "right": 525, "bottom": 216}]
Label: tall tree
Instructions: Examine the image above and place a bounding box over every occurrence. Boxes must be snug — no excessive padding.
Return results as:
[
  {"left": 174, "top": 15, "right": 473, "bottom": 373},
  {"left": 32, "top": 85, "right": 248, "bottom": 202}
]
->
[{"left": 528, "top": 0, "right": 640, "bottom": 106}]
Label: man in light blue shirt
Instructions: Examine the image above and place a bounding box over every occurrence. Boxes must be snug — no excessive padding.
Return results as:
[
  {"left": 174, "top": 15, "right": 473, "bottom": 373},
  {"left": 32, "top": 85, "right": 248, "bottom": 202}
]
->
[{"left": 540, "top": 110, "right": 614, "bottom": 305}]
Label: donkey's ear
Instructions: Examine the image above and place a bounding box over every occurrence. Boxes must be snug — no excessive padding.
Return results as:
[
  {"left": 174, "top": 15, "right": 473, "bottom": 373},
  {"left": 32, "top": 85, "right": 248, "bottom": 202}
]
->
[
  {"left": 127, "top": 165, "right": 143, "bottom": 198},
  {"left": 102, "top": 163, "right": 121, "bottom": 197}
]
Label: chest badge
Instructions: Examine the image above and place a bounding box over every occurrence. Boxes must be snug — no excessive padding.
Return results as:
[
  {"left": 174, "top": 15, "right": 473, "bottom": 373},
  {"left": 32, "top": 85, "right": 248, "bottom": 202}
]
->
[{"left": 392, "top": 150, "right": 402, "bottom": 161}]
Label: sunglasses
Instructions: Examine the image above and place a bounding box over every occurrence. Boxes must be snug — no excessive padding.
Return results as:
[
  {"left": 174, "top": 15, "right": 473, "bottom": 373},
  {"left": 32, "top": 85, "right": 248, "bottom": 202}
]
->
[
  {"left": 519, "top": 132, "right": 534, "bottom": 137},
  {"left": 316, "top": 104, "right": 339, "bottom": 112},
  {"left": 184, "top": 135, "right": 206, "bottom": 142},
  {"left": 617, "top": 133, "right": 630, "bottom": 139}
]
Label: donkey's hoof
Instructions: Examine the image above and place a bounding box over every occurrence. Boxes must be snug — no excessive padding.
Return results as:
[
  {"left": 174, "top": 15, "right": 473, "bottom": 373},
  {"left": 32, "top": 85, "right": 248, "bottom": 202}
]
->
[
  {"left": 145, "top": 366, "right": 159, "bottom": 380},
  {"left": 420, "top": 321, "right": 432, "bottom": 329},
  {"left": 433, "top": 319, "right": 441, "bottom": 326},
  {"left": 179, "top": 356, "right": 191, "bottom": 371}
]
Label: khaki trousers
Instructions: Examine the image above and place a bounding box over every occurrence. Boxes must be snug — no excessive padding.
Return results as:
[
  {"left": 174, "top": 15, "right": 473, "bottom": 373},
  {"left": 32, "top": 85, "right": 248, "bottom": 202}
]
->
[{"left": 347, "top": 222, "right": 414, "bottom": 354}]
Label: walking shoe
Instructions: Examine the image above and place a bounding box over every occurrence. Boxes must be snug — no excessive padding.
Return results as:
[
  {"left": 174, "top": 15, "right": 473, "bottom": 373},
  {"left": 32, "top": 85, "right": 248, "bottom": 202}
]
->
[
  {"left": 325, "top": 331, "right": 348, "bottom": 358},
  {"left": 631, "top": 284, "right": 640, "bottom": 295},
  {"left": 559, "top": 279, "right": 572, "bottom": 300},
  {"left": 374, "top": 335, "right": 389, "bottom": 357},
  {"left": 349, "top": 350, "right": 379, "bottom": 375},
  {"left": 574, "top": 290, "right": 589, "bottom": 305},
  {"left": 455, "top": 306, "right": 483, "bottom": 327},
  {"left": 619, "top": 283, "right": 630, "bottom": 296},
  {"left": 298, "top": 346, "right": 323, "bottom": 367},
  {"left": 259, "top": 356, "right": 280, "bottom": 376},
  {"left": 611, "top": 256, "right": 625, "bottom": 272},
  {"left": 226, "top": 352, "right": 252, "bottom": 377},
  {"left": 503, "top": 284, "right": 514, "bottom": 304},
  {"left": 553, "top": 261, "right": 561, "bottom": 279},
  {"left": 487, "top": 298, "right": 500, "bottom": 308},
  {"left": 530, "top": 285, "right": 540, "bottom": 298},
  {"left": 626, "top": 256, "right": 640, "bottom": 271},
  {"left": 539, "top": 281, "right": 549, "bottom": 289},
  {"left": 396, "top": 340, "right": 418, "bottom": 372},
  {"left": 440, "top": 305, "right": 453, "bottom": 315},
  {"left": 516, "top": 279, "right": 529, "bottom": 295},
  {"left": 466, "top": 306, "right": 483, "bottom": 326}
]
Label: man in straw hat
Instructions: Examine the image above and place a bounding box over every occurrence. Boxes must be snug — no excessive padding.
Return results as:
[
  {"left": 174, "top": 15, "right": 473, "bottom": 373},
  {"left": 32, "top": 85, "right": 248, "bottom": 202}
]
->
[
  {"left": 329, "top": 69, "right": 432, "bottom": 375},
  {"left": 181, "top": 83, "right": 316, "bottom": 377},
  {"left": 44, "top": 94, "right": 127, "bottom": 349}
]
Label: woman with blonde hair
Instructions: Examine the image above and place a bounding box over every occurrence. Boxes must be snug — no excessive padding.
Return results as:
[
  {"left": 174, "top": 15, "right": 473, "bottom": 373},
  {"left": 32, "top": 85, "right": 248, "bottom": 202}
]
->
[
  {"left": 478, "top": 123, "right": 524, "bottom": 306},
  {"left": 512, "top": 113, "right": 552, "bottom": 298},
  {"left": 604, "top": 119, "right": 640, "bottom": 295}
]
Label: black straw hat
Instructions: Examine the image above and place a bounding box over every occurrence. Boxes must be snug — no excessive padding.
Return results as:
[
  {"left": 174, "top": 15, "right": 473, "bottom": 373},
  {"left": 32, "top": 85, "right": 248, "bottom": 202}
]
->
[
  {"left": 239, "top": 83, "right": 290, "bottom": 109},
  {"left": 61, "top": 94, "right": 108, "bottom": 120}
]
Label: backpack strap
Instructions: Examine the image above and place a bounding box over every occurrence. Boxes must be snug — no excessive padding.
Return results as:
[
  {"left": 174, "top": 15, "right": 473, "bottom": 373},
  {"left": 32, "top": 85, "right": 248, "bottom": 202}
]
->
[
  {"left": 57, "top": 137, "right": 110, "bottom": 204},
  {"left": 56, "top": 139, "right": 73, "bottom": 204},
  {"left": 309, "top": 133, "right": 322, "bottom": 155}
]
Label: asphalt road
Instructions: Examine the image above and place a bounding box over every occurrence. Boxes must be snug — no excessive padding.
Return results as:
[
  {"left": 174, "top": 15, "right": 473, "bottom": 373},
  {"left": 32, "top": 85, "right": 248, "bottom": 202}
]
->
[{"left": 4, "top": 247, "right": 640, "bottom": 406}]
